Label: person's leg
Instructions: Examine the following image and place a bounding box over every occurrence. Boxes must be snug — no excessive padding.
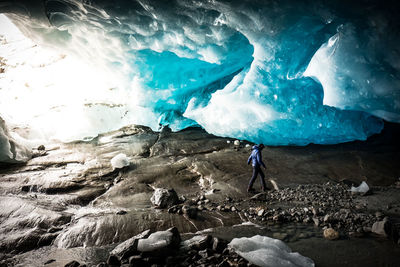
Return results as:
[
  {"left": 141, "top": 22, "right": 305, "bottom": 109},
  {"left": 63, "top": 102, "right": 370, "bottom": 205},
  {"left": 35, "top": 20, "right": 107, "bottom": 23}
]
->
[
  {"left": 259, "top": 168, "right": 267, "bottom": 191},
  {"left": 248, "top": 166, "right": 258, "bottom": 191}
]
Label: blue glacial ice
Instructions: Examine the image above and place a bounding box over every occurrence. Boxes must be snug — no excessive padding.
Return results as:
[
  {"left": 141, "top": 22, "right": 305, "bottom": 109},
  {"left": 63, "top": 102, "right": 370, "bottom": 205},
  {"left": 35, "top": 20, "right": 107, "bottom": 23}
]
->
[{"left": 0, "top": 0, "right": 399, "bottom": 151}]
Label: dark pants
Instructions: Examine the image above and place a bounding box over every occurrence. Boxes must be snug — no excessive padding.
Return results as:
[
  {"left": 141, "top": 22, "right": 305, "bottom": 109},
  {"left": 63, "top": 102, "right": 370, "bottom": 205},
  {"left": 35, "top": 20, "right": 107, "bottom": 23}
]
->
[{"left": 248, "top": 165, "right": 266, "bottom": 189}]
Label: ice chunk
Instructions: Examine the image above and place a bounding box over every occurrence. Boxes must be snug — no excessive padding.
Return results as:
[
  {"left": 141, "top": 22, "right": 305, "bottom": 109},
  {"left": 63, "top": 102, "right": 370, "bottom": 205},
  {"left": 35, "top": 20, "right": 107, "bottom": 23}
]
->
[
  {"left": 110, "top": 153, "right": 130, "bottom": 169},
  {"left": 228, "top": 235, "right": 314, "bottom": 267},
  {"left": 350, "top": 181, "right": 369, "bottom": 194},
  {"left": 0, "top": 116, "right": 31, "bottom": 163}
]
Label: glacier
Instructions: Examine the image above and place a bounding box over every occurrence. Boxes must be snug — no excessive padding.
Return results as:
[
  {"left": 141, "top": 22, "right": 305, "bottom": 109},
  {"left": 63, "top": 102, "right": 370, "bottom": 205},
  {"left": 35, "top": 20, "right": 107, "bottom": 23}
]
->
[{"left": 1, "top": 0, "right": 399, "bottom": 161}]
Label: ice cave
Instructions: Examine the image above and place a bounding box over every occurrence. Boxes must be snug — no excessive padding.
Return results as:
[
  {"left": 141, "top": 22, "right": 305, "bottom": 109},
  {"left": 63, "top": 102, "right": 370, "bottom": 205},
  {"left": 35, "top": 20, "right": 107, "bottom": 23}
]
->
[
  {"left": 0, "top": 0, "right": 399, "bottom": 163},
  {"left": 1, "top": 1, "right": 400, "bottom": 266}
]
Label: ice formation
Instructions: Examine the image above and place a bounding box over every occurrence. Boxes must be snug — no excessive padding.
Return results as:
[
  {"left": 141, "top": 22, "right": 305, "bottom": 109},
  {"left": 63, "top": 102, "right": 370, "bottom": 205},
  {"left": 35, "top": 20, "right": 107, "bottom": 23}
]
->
[
  {"left": 0, "top": 116, "right": 31, "bottom": 163},
  {"left": 228, "top": 235, "right": 314, "bottom": 267},
  {"left": 0, "top": 0, "right": 399, "bottom": 157}
]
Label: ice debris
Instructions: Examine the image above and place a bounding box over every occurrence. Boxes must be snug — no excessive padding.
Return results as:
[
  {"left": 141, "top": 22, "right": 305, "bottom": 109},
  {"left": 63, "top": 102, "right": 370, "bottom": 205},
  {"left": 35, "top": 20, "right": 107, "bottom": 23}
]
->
[
  {"left": 350, "top": 181, "right": 369, "bottom": 194},
  {"left": 228, "top": 235, "right": 314, "bottom": 267}
]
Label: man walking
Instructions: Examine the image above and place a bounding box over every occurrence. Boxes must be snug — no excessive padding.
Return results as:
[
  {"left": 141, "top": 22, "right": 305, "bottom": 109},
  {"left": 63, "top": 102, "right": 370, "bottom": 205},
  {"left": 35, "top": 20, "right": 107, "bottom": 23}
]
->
[{"left": 247, "top": 144, "right": 267, "bottom": 192}]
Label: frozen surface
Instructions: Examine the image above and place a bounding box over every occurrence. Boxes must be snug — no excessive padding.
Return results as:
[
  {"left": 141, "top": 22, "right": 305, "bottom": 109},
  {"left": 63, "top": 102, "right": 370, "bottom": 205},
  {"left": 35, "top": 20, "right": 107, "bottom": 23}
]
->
[
  {"left": 0, "top": 0, "right": 399, "bottom": 146},
  {"left": 229, "top": 235, "right": 314, "bottom": 267}
]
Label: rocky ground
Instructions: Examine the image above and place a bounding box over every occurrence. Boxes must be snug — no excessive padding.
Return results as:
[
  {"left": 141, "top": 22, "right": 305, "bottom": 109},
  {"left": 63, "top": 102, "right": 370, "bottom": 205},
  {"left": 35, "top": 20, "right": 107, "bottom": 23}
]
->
[{"left": 0, "top": 123, "right": 400, "bottom": 266}]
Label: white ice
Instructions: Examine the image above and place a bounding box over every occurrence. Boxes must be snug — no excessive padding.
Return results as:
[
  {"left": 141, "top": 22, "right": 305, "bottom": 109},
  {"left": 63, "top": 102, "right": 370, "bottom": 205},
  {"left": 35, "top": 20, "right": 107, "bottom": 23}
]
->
[{"left": 228, "top": 235, "right": 314, "bottom": 267}]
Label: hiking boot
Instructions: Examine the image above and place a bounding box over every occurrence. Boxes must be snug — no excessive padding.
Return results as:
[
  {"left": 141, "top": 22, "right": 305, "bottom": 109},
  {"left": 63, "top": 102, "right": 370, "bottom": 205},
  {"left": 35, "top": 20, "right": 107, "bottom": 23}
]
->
[{"left": 247, "top": 187, "right": 255, "bottom": 193}]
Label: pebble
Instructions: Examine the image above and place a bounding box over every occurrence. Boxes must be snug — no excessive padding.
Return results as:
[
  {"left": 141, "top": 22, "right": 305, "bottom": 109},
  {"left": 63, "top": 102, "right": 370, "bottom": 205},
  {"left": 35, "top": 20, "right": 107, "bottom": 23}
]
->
[
  {"left": 257, "top": 209, "right": 265, "bottom": 217},
  {"left": 323, "top": 228, "right": 339, "bottom": 240}
]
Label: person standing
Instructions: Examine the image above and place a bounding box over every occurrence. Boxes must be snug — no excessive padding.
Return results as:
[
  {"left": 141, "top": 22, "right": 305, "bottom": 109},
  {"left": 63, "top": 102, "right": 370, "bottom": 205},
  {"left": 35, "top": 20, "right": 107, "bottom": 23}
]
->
[{"left": 247, "top": 144, "right": 267, "bottom": 192}]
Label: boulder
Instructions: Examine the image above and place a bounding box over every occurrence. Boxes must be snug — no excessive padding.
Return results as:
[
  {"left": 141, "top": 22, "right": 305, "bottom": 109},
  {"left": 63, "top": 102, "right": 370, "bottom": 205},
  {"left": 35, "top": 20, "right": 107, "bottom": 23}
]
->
[
  {"left": 110, "top": 229, "right": 151, "bottom": 260},
  {"left": 371, "top": 217, "right": 392, "bottom": 238},
  {"left": 181, "top": 235, "right": 212, "bottom": 251},
  {"left": 150, "top": 188, "right": 179, "bottom": 208},
  {"left": 137, "top": 227, "right": 181, "bottom": 257},
  {"left": 182, "top": 205, "right": 198, "bottom": 219},
  {"left": 323, "top": 228, "right": 339, "bottom": 240}
]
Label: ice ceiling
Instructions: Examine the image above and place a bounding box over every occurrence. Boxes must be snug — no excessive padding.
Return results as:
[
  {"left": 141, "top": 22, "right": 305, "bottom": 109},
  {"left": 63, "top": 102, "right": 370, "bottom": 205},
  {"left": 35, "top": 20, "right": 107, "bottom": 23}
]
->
[{"left": 0, "top": 0, "right": 400, "bottom": 162}]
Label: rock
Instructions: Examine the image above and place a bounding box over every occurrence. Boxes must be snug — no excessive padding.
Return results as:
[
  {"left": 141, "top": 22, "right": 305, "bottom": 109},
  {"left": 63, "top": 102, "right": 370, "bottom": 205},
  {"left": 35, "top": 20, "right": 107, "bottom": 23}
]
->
[
  {"left": 111, "top": 229, "right": 151, "bottom": 260},
  {"left": 44, "top": 259, "right": 56, "bottom": 265},
  {"left": 212, "top": 237, "right": 228, "bottom": 253},
  {"left": 273, "top": 214, "right": 283, "bottom": 221},
  {"left": 168, "top": 205, "right": 181, "bottom": 213},
  {"left": 182, "top": 235, "right": 212, "bottom": 251},
  {"left": 257, "top": 209, "right": 265, "bottom": 217},
  {"left": 323, "top": 228, "right": 339, "bottom": 240},
  {"left": 137, "top": 227, "right": 181, "bottom": 256},
  {"left": 312, "top": 218, "right": 320, "bottom": 226},
  {"left": 129, "top": 255, "right": 145, "bottom": 265},
  {"left": 116, "top": 210, "right": 127, "bottom": 215},
  {"left": 150, "top": 188, "right": 179, "bottom": 208},
  {"left": 234, "top": 140, "right": 240, "bottom": 146},
  {"left": 371, "top": 218, "right": 391, "bottom": 237},
  {"left": 107, "top": 255, "right": 120, "bottom": 266},
  {"left": 182, "top": 205, "right": 198, "bottom": 219},
  {"left": 64, "top": 261, "right": 81, "bottom": 267}
]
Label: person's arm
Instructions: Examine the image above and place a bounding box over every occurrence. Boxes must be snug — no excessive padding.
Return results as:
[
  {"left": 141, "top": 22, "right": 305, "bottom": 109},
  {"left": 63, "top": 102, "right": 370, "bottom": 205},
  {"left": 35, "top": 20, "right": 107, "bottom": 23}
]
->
[
  {"left": 257, "top": 152, "right": 266, "bottom": 168},
  {"left": 247, "top": 154, "right": 252, "bottom": 165}
]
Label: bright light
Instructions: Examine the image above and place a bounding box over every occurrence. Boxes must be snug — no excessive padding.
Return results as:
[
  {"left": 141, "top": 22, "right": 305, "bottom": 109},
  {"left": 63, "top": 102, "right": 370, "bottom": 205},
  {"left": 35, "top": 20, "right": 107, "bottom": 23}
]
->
[{"left": 0, "top": 14, "right": 156, "bottom": 143}]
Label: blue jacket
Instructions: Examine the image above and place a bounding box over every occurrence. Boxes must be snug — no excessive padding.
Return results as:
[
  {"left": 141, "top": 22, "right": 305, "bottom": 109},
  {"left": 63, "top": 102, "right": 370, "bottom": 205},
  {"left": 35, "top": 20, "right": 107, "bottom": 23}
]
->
[{"left": 247, "top": 145, "right": 266, "bottom": 168}]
